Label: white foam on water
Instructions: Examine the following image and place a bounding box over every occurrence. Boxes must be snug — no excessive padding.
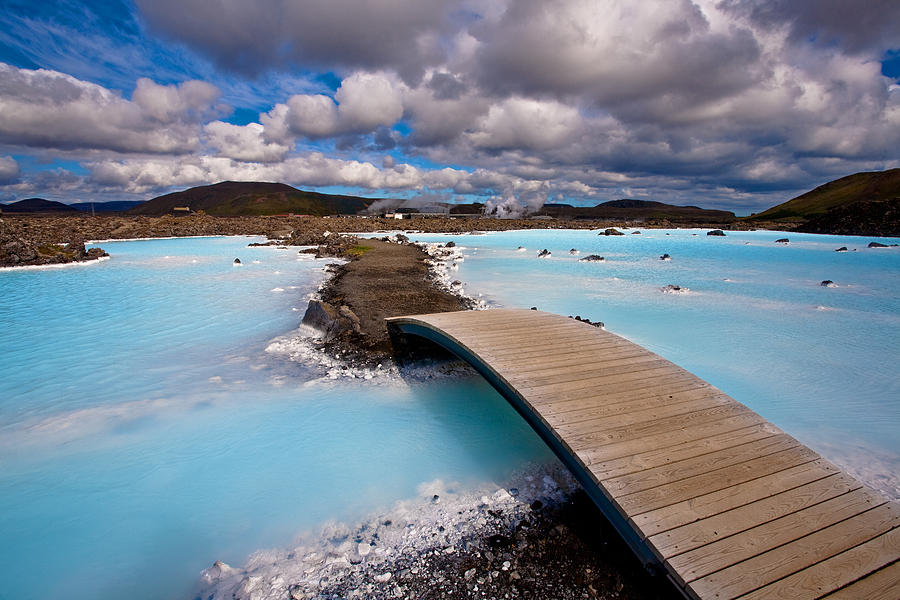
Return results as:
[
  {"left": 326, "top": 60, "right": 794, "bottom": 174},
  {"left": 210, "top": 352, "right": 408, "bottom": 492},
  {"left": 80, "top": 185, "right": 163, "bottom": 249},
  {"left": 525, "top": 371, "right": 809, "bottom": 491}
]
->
[
  {"left": 196, "top": 463, "right": 578, "bottom": 600},
  {"left": 0, "top": 255, "right": 110, "bottom": 272}
]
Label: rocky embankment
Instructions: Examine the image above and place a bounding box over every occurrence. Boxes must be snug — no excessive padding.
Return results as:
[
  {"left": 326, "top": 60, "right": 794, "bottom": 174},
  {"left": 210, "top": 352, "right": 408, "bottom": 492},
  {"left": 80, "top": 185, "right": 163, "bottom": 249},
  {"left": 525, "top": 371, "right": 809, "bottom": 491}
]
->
[
  {"left": 1, "top": 219, "right": 108, "bottom": 267},
  {"left": 295, "top": 233, "right": 471, "bottom": 365}
]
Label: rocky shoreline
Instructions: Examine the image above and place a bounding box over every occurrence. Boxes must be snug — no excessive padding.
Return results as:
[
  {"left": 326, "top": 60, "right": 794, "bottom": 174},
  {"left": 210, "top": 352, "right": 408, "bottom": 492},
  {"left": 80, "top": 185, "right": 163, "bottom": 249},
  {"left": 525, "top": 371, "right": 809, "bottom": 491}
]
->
[{"left": 198, "top": 465, "right": 677, "bottom": 600}]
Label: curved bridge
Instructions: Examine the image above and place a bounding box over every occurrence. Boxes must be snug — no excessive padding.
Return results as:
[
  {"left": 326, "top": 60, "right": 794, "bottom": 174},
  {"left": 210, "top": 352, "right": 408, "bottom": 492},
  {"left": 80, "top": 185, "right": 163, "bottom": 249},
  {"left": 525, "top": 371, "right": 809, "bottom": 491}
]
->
[{"left": 386, "top": 309, "right": 899, "bottom": 600}]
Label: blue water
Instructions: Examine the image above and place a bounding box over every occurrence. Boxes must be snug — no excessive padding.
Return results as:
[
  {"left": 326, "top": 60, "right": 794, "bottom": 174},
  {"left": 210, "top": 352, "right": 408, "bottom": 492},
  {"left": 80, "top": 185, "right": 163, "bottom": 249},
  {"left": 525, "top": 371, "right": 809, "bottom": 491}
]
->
[
  {"left": 1, "top": 230, "right": 898, "bottom": 600},
  {"left": 0, "top": 237, "right": 553, "bottom": 600}
]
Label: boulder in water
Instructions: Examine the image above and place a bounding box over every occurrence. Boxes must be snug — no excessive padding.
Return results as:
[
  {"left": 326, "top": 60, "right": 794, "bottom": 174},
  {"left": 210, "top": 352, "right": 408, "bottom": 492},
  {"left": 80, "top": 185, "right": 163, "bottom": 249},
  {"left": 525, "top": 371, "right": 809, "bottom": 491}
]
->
[
  {"left": 707, "top": 229, "right": 726, "bottom": 236},
  {"left": 820, "top": 280, "right": 836, "bottom": 287},
  {"left": 537, "top": 249, "right": 551, "bottom": 258},
  {"left": 602, "top": 228, "right": 624, "bottom": 236},
  {"left": 775, "top": 238, "right": 789, "bottom": 244},
  {"left": 579, "top": 255, "right": 605, "bottom": 262},
  {"left": 660, "top": 253, "right": 671, "bottom": 261},
  {"left": 661, "top": 284, "right": 689, "bottom": 293},
  {"left": 569, "top": 248, "right": 579, "bottom": 255},
  {"left": 301, "top": 300, "right": 361, "bottom": 341},
  {"left": 631, "top": 231, "right": 641, "bottom": 234},
  {"left": 233, "top": 258, "right": 242, "bottom": 265},
  {"left": 867, "top": 241, "right": 897, "bottom": 248},
  {"left": 444, "top": 241, "right": 455, "bottom": 248},
  {"left": 835, "top": 246, "right": 848, "bottom": 252}
]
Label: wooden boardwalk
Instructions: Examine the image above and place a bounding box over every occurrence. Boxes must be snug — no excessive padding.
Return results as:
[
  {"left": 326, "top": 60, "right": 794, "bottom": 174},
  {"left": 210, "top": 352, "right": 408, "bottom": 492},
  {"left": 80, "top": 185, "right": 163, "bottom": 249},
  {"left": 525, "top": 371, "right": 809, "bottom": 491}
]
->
[{"left": 386, "top": 309, "right": 900, "bottom": 600}]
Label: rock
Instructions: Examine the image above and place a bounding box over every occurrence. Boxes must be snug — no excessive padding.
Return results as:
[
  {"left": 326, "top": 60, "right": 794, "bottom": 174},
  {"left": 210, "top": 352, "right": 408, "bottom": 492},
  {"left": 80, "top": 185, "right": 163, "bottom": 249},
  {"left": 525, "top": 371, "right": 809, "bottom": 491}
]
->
[
  {"left": 835, "top": 246, "right": 848, "bottom": 252},
  {"left": 516, "top": 246, "right": 526, "bottom": 252},
  {"left": 601, "top": 228, "right": 624, "bottom": 236},
  {"left": 578, "top": 255, "right": 605, "bottom": 262},
  {"left": 444, "top": 241, "right": 456, "bottom": 248},
  {"left": 374, "top": 572, "right": 392, "bottom": 583},
  {"left": 867, "top": 241, "right": 897, "bottom": 248},
  {"left": 537, "top": 249, "right": 551, "bottom": 258},
  {"left": 661, "top": 284, "right": 689, "bottom": 293},
  {"left": 568, "top": 248, "right": 579, "bottom": 255},
  {"left": 301, "top": 300, "right": 361, "bottom": 341},
  {"left": 288, "top": 583, "right": 306, "bottom": 600},
  {"left": 233, "top": 257, "right": 242, "bottom": 264},
  {"left": 775, "top": 238, "right": 790, "bottom": 244},
  {"left": 707, "top": 229, "right": 726, "bottom": 236},
  {"left": 660, "top": 253, "right": 671, "bottom": 261},
  {"left": 631, "top": 231, "right": 641, "bottom": 234},
  {"left": 820, "top": 280, "right": 836, "bottom": 287}
]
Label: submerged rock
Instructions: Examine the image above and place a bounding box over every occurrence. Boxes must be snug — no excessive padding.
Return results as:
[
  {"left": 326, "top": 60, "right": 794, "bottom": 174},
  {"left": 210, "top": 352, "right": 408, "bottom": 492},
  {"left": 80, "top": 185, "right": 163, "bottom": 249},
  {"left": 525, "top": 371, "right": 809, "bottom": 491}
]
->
[
  {"left": 820, "top": 280, "right": 836, "bottom": 287},
  {"left": 835, "top": 246, "right": 848, "bottom": 252},
  {"left": 579, "top": 255, "right": 605, "bottom": 262},
  {"left": 867, "top": 241, "right": 898, "bottom": 248},
  {"left": 707, "top": 229, "right": 726, "bottom": 236},
  {"left": 601, "top": 228, "right": 624, "bottom": 236},
  {"left": 569, "top": 248, "right": 579, "bottom": 255},
  {"left": 775, "top": 238, "right": 789, "bottom": 244},
  {"left": 659, "top": 253, "right": 671, "bottom": 261},
  {"left": 516, "top": 246, "right": 526, "bottom": 252},
  {"left": 661, "top": 284, "right": 689, "bottom": 294}
]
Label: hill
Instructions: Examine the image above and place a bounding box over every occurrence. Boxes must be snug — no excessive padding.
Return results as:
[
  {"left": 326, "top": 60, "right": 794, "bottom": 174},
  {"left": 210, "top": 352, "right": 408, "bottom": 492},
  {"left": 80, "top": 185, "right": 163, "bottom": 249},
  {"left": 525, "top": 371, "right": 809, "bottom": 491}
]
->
[
  {"left": 2, "top": 198, "right": 79, "bottom": 213},
  {"left": 130, "top": 181, "right": 373, "bottom": 216},
  {"left": 70, "top": 201, "right": 145, "bottom": 213},
  {"left": 750, "top": 169, "right": 900, "bottom": 221},
  {"left": 747, "top": 169, "right": 900, "bottom": 236},
  {"left": 537, "top": 199, "right": 735, "bottom": 222}
]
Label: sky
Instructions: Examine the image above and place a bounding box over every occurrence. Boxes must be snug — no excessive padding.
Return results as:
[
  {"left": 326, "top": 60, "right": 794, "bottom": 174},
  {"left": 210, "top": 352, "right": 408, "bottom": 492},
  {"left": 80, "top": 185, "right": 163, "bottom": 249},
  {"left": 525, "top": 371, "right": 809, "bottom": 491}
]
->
[{"left": 0, "top": 0, "right": 898, "bottom": 215}]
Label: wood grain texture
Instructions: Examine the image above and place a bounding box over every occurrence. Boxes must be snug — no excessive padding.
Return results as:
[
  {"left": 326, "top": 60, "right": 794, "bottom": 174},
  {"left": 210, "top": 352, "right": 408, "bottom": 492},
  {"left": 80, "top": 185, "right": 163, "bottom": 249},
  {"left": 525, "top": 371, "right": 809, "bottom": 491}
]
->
[{"left": 385, "top": 309, "right": 900, "bottom": 600}]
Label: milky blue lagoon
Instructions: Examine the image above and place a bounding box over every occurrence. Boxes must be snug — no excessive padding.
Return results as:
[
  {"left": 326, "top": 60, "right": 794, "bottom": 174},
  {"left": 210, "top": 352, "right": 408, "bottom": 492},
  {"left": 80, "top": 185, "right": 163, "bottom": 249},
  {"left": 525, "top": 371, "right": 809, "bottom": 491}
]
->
[{"left": 1, "top": 230, "right": 898, "bottom": 600}]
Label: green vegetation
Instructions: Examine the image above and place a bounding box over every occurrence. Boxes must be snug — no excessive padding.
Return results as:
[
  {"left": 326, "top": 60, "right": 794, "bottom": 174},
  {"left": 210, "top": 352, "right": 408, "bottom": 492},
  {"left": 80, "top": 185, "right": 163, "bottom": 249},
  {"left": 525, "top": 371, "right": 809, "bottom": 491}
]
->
[
  {"left": 748, "top": 169, "right": 900, "bottom": 221},
  {"left": 129, "top": 181, "right": 374, "bottom": 217},
  {"left": 345, "top": 245, "right": 373, "bottom": 258}
]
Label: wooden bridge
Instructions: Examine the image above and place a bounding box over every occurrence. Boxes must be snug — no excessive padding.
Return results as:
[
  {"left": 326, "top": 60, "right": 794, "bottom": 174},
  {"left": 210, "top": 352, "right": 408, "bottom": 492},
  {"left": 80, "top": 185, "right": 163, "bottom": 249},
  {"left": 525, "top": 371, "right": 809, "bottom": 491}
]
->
[{"left": 386, "top": 309, "right": 899, "bottom": 600}]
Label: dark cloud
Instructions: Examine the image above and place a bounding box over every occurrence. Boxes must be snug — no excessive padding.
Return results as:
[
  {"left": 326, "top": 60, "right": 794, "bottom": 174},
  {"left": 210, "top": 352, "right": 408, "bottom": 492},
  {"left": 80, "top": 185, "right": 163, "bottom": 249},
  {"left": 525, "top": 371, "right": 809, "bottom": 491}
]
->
[
  {"left": 135, "top": 0, "right": 457, "bottom": 84},
  {"left": 0, "top": 155, "right": 20, "bottom": 184},
  {"left": 427, "top": 72, "right": 467, "bottom": 100},
  {"left": 718, "top": 0, "right": 900, "bottom": 54}
]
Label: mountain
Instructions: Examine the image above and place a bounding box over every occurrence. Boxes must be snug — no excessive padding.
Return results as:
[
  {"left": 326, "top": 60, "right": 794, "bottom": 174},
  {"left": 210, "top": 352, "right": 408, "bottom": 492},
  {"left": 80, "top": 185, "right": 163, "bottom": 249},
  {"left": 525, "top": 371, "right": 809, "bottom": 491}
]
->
[
  {"left": 748, "top": 169, "right": 900, "bottom": 236},
  {"left": 2, "top": 198, "right": 79, "bottom": 213},
  {"left": 537, "top": 199, "right": 735, "bottom": 222},
  {"left": 130, "top": 181, "right": 374, "bottom": 216},
  {"left": 69, "top": 201, "right": 145, "bottom": 213}
]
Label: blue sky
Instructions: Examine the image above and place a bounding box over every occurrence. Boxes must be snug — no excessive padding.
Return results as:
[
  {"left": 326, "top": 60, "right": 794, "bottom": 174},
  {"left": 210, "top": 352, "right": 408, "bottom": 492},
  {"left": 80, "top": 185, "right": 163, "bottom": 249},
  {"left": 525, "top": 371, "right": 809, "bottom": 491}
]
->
[{"left": 0, "top": 0, "right": 898, "bottom": 215}]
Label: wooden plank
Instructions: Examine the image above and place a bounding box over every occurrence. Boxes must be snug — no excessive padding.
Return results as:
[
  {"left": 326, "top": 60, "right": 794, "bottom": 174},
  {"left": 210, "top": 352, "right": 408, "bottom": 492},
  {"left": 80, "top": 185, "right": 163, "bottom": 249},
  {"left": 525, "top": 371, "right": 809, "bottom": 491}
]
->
[
  {"left": 518, "top": 364, "right": 685, "bottom": 395},
  {"left": 533, "top": 380, "right": 715, "bottom": 415},
  {"left": 476, "top": 336, "right": 631, "bottom": 361},
  {"left": 649, "top": 472, "right": 861, "bottom": 558},
  {"left": 630, "top": 459, "right": 842, "bottom": 538},
  {"left": 601, "top": 434, "right": 801, "bottom": 497},
  {"left": 566, "top": 403, "right": 752, "bottom": 452},
  {"left": 555, "top": 393, "right": 736, "bottom": 436},
  {"left": 670, "top": 487, "right": 888, "bottom": 585},
  {"left": 616, "top": 446, "right": 821, "bottom": 516},
  {"left": 579, "top": 412, "right": 769, "bottom": 467},
  {"left": 741, "top": 529, "right": 900, "bottom": 600},
  {"left": 586, "top": 422, "right": 782, "bottom": 479},
  {"left": 687, "top": 503, "right": 900, "bottom": 599},
  {"left": 822, "top": 559, "right": 900, "bottom": 600},
  {"left": 546, "top": 387, "right": 728, "bottom": 428},
  {"left": 487, "top": 346, "right": 653, "bottom": 374},
  {"left": 518, "top": 357, "right": 672, "bottom": 388}
]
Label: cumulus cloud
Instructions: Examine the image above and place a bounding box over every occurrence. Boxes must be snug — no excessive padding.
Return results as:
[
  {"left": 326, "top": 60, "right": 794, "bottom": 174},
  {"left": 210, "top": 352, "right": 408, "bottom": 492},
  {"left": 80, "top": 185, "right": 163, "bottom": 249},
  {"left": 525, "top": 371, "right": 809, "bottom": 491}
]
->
[
  {"left": 0, "top": 155, "right": 20, "bottom": 185},
  {"left": 262, "top": 72, "right": 403, "bottom": 139},
  {"left": 0, "top": 63, "right": 224, "bottom": 153},
  {"left": 204, "top": 121, "right": 291, "bottom": 162}
]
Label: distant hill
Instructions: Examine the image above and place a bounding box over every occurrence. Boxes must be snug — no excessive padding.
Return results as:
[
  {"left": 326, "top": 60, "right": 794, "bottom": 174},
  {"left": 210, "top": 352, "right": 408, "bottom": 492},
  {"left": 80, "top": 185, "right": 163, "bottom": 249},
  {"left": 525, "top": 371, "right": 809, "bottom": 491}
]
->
[
  {"left": 749, "top": 169, "right": 900, "bottom": 236},
  {"left": 70, "top": 201, "right": 145, "bottom": 213},
  {"left": 130, "top": 181, "right": 373, "bottom": 216},
  {"left": 537, "top": 199, "right": 735, "bottom": 222},
  {"left": 2, "top": 198, "right": 79, "bottom": 213}
]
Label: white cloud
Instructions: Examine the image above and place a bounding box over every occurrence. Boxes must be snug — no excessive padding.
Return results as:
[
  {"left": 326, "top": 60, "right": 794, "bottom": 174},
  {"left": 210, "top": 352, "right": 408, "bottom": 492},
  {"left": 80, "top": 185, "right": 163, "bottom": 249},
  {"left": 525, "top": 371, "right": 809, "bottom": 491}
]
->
[
  {"left": 0, "top": 155, "right": 20, "bottom": 184},
  {"left": 0, "top": 63, "right": 224, "bottom": 153},
  {"left": 204, "top": 121, "right": 291, "bottom": 162}
]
